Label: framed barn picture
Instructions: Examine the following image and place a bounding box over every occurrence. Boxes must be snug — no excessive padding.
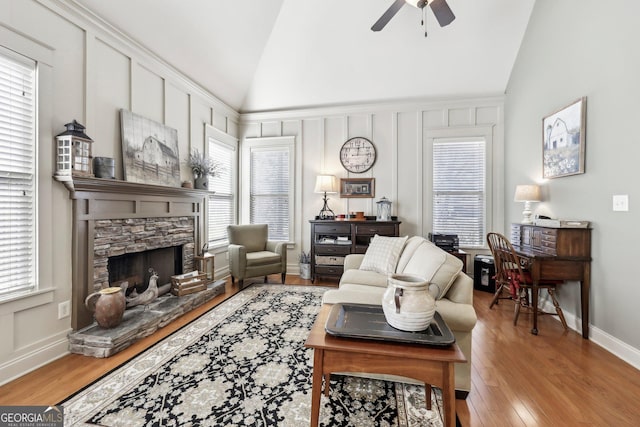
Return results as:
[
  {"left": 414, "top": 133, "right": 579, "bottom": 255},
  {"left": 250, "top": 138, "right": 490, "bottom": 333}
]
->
[
  {"left": 120, "top": 109, "right": 181, "bottom": 187},
  {"left": 542, "top": 97, "right": 587, "bottom": 179}
]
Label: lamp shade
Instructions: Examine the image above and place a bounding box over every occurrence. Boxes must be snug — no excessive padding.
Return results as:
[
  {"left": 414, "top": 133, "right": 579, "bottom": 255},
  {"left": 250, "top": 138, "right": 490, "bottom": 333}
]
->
[
  {"left": 514, "top": 185, "right": 541, "bottom": 202},
  {"left": 314, "top": 175, "right": 338, "bottom": 193}
]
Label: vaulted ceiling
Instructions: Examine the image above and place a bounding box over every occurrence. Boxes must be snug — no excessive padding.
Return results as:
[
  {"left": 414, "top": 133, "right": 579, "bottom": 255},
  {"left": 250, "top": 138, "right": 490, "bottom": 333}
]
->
[{"left": 74, "top": 0, "right": 535, "bottom": 113}]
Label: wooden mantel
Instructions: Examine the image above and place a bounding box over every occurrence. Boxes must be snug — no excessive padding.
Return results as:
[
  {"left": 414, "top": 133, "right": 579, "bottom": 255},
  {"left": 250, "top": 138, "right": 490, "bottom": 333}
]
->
[
  {"left": 60, "top": 175, "right": 207, "bottom": 198},
  {"left": 56, "top": 176, "right": 209, "bottom": 330}
]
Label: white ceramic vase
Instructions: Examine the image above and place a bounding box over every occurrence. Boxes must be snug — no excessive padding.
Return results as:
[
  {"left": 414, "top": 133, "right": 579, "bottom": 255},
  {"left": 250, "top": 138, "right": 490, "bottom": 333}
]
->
[
  {"left": 382, "top": 274, "right": 436, "bottom": 332},
  {"left": 299, "top": 263, "right": 311, "bottom": 280}
]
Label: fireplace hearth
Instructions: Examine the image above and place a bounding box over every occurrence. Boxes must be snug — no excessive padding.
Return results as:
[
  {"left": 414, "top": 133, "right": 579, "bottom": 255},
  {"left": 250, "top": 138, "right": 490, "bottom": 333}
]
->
[{"left": 69, "top": 280, "right": 225, "bottom": 357}]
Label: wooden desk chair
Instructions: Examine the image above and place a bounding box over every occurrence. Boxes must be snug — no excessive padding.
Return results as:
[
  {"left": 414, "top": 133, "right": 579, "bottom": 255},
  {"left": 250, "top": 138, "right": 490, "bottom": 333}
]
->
[{"left": 486, "top": 232, "right": 567, "bottom": 330}]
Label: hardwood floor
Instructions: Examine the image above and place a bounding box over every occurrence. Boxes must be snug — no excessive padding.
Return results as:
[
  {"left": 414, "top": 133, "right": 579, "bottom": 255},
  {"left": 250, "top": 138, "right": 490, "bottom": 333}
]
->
[{"left": 1, "top": 276, "right": 639, "bottom": 426}]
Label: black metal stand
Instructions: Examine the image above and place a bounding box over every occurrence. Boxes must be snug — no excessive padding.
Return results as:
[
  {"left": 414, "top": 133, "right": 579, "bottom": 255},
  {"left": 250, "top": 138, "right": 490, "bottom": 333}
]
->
[{"left": 318, "top": 192, "right": 335, "bottom": 220}]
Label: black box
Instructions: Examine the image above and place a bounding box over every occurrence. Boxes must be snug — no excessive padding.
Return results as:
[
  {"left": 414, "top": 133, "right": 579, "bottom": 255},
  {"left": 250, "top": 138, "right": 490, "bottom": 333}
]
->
[
  {"left": 473, "top": 255, "right": 496, "bottom": 293},
  {"left": 428, "top": 233, "right": 459, "bottom": 251}
]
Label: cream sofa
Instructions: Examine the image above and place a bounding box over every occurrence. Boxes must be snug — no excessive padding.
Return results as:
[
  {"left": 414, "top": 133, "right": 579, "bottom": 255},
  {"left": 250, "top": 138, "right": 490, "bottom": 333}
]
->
[{"left": 322, "top": 236, "right": 477, "bottom": 397}]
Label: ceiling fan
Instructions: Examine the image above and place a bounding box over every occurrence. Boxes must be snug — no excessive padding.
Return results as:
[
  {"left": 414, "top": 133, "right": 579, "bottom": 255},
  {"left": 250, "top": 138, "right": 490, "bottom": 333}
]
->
[{"left": 372, "top": 0, "right": 455, "bottom": 33}]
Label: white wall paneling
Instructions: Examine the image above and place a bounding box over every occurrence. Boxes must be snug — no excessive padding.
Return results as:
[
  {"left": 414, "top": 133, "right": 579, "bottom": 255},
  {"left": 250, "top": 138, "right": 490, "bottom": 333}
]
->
[
  {"left": 92, "top": 38, "right": 130, "bottom": 175},
  {"left": 0, "top": 0, "right": 239, "bottom": 385},
  {"left": 133, "top": 63, "right": 164, "bottom": 124},
  {"left": 240, "top": 97, "right": 505, "bottom": 270}
]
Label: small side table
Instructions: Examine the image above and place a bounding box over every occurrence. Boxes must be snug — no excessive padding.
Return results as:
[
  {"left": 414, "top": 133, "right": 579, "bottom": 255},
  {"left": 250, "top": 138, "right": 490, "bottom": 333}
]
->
[
  {"left": 305, "top": 305, "right": 465, "bottom": 427},
  {"left": 193, "top": 252, "right": 215, "bottom": 284}
]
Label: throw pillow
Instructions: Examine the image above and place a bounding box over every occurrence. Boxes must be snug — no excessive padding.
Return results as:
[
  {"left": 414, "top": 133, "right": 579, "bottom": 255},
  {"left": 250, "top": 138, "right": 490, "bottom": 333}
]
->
[{"left": 359, "top": 235, "right": 409, "bottom": 275}]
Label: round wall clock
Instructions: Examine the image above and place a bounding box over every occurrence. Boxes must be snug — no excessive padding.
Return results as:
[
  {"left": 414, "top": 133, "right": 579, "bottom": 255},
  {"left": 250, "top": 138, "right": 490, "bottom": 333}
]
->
[{"left": 339, "top": 137, "right": 376, "bottom": 173}]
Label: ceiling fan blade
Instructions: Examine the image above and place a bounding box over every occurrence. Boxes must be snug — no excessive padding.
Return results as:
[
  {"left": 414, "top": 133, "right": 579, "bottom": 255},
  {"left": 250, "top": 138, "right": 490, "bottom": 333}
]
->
[
  {"left": 371, "top": 0, "right": 406, "bottom": 32},
  {"left": 430, "top": 0, "right": 455, "bottom": 27}
]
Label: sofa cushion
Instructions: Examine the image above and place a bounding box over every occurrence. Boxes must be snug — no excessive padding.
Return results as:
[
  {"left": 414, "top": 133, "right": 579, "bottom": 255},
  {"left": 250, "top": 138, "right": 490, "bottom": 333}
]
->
[
  {"left": 340, "top": 268, "right": 389, "bottom": 288},
  {"left": 322, "top": 286, "right": 385, "bottom": 306},
  {"left": 395, "top": 236, "right": 428, "bottom": 273},
  {"left": 246, "top": 251, "right": 282, "bottom": 266},
  {"left": 359, "top": 235, "right": 408, "bottom": 275},
  {"left": 400, "top": 241, "right": 462, "bottom": 300}
]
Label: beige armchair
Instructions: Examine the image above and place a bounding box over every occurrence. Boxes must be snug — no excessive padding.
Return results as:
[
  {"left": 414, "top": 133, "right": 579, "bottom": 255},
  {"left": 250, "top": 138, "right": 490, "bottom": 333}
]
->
[{"left": 227, "top": 224, "right": 287, "bottom": 288}]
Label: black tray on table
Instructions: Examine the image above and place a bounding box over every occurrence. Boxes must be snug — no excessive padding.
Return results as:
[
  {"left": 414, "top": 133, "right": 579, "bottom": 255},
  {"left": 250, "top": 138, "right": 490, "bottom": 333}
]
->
[{"left": 324, "top": 303, "right": 455, "bottom": 346}]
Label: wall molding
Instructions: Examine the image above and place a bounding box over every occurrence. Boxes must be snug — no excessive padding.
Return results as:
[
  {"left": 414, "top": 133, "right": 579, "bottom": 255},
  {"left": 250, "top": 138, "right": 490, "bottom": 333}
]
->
[
  {"left": 0, "top": 331, "right": 70, "bottom": 386},
  {"left": 37, "top": 0, "right": 238, "bottom": 120},
  {"left": 541, "top": 301, "right": 640, "bottom": 370},
  {"left": 240, "top": 95, "right": 506, "bottom": 122}
]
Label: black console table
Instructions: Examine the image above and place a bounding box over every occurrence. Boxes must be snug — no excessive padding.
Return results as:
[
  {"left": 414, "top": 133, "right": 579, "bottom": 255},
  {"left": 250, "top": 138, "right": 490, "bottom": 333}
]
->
[{"left": 309, "top": 220, "right": 401, "bottom": 282}]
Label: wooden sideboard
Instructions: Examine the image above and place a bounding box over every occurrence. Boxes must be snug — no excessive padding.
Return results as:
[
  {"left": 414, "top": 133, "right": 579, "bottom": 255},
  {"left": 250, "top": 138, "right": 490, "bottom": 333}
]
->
[{"left": 309, "top": 220, "right": 401, "bottom": 282}]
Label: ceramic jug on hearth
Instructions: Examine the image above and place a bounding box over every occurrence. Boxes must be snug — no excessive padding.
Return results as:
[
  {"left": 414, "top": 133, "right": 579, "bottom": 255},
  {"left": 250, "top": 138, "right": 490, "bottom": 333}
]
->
[
  {"left": 382, "top": 274, "right": 436, "bottom": 332},
  {"left": 85, "top": 286, "right": 126, "bottom": 328}
]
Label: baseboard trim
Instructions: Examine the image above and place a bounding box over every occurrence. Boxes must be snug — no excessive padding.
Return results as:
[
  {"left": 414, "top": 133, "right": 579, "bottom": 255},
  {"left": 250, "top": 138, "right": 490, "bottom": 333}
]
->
[
  {"left": 0, "top": 331, "right": 70, "bottom": 386},
  {"left": 541, "top": 300, "right": 640, "bottom": 370}
]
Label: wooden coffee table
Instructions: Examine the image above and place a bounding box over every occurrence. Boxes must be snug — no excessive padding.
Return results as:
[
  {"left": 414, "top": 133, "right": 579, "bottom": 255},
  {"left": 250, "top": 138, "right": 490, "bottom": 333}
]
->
[{"left": 304, "top": 304, "right": 466, "bottom": 427}]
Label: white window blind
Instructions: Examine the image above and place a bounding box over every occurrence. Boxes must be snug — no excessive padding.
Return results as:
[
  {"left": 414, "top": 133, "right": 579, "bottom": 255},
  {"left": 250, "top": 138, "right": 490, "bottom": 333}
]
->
[
  {"left": 250, "top": 148, "right": 290, "bottom": 241},
  {"left": 207, "top": 137, "right": 236, "bottom": 248},
  {"left": 0, "top": 47, "right": 37, "bottom": 298},
  {"left": 432, "top": 139, "right": 486, "bottom": 248}
]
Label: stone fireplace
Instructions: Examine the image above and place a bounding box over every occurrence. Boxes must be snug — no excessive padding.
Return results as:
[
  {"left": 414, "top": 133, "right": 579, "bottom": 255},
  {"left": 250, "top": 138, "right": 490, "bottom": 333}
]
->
[
  {"left": 65, "top": 177, "right": 210, "bottom": 330},
  {"left": 94, "top": 217, "right": 195, "bottom": 295}
]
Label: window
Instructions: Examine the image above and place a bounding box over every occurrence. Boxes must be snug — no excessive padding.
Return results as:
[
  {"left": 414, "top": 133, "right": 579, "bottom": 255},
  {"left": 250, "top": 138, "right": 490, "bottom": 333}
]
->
[
  {"left": 206, "top": 125, "right": 237, "bottom": 249},
  {"left": 432, "top": 138, "right": 486, "bottom": 248},
  {"left": 243, "top": 137, "right": 295, "bottom": 242},
  {"left": 0, "top": 47, "right": 37, "bottom": 299}
]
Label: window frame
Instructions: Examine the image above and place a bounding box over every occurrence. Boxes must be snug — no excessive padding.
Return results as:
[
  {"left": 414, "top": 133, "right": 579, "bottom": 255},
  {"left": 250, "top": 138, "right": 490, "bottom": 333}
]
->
[
  {"left": 204, "top": 124, "right": 238, "bottom": 251},
  {"left": 241, "top": 136, "right": 295, "bottom": 243},
  {"left": 424, "top": 126, "right": 494, "bottom": 250},
  {"left": 0, "top": 45, "right": 38, "bottom": 301}
]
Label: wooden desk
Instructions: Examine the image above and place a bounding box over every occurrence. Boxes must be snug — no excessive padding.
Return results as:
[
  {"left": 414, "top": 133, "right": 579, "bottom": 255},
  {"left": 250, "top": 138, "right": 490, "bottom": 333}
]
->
[
  {"left": 511, "top": 224, "right": 592, "bottom": 338},
  {"left": 304, "top": 305, "right": 466, "bottom": 427}
]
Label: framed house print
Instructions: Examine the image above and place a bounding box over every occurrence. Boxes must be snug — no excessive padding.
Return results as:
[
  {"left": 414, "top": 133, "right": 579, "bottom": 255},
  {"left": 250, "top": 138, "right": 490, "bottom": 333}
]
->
[{"left": 542, "top": 97, "right": 587, "bottom": 179}]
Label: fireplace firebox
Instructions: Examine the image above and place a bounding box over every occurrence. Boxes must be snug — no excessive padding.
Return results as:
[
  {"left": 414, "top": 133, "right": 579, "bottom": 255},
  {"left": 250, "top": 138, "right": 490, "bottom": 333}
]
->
[{"left": 108, "top": 246, "right": 183, "bottom": 295}]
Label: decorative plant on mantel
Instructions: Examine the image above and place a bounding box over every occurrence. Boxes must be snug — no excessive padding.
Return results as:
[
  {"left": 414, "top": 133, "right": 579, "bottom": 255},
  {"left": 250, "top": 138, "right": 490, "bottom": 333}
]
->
[{"left": 188, "top": 149, "right": 223, "bottom": 190}]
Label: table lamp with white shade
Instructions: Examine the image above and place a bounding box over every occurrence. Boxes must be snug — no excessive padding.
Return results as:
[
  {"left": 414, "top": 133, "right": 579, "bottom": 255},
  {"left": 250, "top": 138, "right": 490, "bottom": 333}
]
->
[
  {"left": 314, "top": 175, "right": 338, "bottom": 220},
  {"left": 514, "top": 184, "right": 541, "bottom": 224}
]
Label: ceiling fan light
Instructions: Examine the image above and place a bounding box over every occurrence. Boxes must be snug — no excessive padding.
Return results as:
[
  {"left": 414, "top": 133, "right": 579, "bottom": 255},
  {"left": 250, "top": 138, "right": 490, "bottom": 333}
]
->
[{"left": 405, "top": 0, "right": 428, "bottom": 8}]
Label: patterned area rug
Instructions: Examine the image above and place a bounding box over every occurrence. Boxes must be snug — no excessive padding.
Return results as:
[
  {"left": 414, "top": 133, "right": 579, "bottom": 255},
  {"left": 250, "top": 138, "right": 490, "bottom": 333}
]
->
[{"left": 61, "top": 285, "right": 445, "bottom": 426}]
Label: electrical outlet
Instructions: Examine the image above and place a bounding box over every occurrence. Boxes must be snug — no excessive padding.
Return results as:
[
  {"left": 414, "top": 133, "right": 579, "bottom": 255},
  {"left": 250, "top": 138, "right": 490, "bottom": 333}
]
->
[
  {"left": 613, "top": 194, "right": 629, "bottom": 212},
  {"left": 58, "top": 300, "right": 70, "bottom": 319}
]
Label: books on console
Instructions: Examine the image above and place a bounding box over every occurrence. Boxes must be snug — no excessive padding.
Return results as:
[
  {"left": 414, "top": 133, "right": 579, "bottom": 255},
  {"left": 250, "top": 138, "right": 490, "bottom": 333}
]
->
[{"left": 533, "top": 218, "right": 590, "bottom": 228}]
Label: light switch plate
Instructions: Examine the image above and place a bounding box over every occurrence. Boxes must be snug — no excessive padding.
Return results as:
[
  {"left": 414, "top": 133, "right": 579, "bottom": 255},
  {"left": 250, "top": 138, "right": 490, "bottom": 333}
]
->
[{"left": 613, "top": 194, "right": 629, "bottom": 212}]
